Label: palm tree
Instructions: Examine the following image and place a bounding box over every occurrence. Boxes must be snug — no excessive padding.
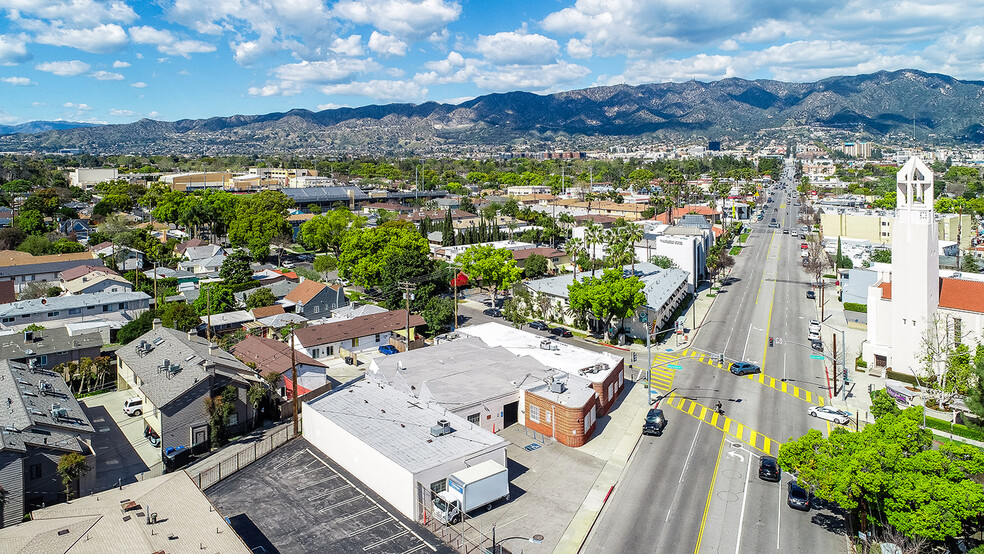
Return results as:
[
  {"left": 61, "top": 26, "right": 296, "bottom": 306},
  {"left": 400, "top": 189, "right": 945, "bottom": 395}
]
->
[
  {"left": 623, "top": 224, "right": 644, "bottom": 274},
  {"left": 585, "top": 223, "right": 604, "bottom": 277},
  {"left": 566, "top": 236, "right": 585, "bottom": 280}
]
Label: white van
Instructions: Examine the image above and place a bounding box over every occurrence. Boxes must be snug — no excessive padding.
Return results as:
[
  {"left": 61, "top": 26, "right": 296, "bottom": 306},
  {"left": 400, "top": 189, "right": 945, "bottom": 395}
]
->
[{"left": 123, "top": 397, "right": 143, "bottom": 416}]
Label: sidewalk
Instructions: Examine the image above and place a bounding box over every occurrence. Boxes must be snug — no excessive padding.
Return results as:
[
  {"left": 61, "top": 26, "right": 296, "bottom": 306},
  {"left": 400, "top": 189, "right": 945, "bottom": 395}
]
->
[{"left": 815, "top": 290, "right": 878, "bottom": 419}]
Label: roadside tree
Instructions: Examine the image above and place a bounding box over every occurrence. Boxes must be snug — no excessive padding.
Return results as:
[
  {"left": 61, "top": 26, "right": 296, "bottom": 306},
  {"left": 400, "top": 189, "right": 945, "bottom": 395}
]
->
[
  {"left": 567, "top": 269, "right": 645, "bottom": 340},
  {"left": 456, "top": 245, "right": 522, "bottom": 308}
]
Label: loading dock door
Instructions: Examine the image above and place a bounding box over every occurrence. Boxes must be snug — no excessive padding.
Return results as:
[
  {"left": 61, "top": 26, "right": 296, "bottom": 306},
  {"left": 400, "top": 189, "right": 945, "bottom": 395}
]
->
[{"left": 503, "top": 401, "right": 519, "bottom": 428}]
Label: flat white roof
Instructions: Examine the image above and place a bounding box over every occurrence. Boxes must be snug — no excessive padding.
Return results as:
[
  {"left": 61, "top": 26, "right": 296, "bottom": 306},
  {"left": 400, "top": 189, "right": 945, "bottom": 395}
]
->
[{"left": 459, "top": 322, "right": 621, "bottom": 384}]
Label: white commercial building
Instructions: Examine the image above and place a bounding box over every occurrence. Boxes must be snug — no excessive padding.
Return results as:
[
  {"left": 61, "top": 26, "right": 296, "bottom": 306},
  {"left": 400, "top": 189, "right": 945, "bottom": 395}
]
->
[
  {"left": 303, "top": 379, "right": 508, "bottom": 520},
  {"left": 69, "top": 167, "right": 118, "bottom": 189}
]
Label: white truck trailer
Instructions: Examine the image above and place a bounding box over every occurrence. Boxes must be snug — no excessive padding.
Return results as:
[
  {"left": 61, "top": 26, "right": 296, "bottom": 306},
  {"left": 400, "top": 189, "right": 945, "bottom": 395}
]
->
[{"left": 433, "top": 460, "right": 509, "bottom": 525}]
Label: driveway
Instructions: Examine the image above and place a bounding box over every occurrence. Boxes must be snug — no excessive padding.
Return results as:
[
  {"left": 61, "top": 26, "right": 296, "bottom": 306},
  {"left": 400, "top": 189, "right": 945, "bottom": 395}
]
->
[{"left": 80, "top": 390, "right": 163, "bottom": 494}]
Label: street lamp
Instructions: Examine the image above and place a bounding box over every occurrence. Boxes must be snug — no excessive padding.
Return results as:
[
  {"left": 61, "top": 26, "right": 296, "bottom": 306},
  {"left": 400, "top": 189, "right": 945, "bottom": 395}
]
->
[
  {"left": 819, "top": 321, "right": 848, "bottom": 400},
  {"left": 490, "top": 527, "right": 543, "bottom": 554}
]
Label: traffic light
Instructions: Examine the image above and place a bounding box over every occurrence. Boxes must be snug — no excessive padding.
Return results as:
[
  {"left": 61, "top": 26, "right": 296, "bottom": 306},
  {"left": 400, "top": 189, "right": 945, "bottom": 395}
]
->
[
  {"left": 768, "top": 337, "right": 774, "bottom": 347},
  {"left": 631, "top": 352, "right": 637, "bottom": 363},
  {"left": 719, "top": 353, "right": 725, "bottom": 365}
]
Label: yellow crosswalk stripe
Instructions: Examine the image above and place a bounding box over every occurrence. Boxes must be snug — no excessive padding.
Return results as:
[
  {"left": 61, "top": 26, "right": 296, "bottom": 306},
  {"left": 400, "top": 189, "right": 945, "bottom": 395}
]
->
[{"left": 688, "top": 402, "right": 698, "bottom": 415}]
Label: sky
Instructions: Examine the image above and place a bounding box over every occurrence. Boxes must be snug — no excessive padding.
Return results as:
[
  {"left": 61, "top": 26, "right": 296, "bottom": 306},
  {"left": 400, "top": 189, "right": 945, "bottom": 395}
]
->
[{"left": 0, "top": 0, "right": 983, "bottom": 125}]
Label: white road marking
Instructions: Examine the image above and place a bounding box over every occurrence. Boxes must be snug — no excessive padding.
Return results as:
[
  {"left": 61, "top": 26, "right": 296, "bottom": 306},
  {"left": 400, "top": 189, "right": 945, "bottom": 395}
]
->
[
  {"left": 734, "top": 445, "right": 753, "bottom": 554},
  {"left": 777, "top": 477, "right": 782, "bottom": 550},
  {"left": 727, "top": 450, "right": 744, "bottom": 462}
]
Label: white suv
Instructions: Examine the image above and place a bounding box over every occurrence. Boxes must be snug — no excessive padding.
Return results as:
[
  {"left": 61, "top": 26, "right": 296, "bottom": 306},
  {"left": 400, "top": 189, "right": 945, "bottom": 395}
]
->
[{"left": 123, "top": 397, "right": 143, "bottom": 417}]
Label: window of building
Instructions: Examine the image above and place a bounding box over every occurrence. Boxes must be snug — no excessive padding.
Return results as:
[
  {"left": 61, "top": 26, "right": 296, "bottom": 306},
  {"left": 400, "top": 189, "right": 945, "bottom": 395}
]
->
[
  {"left": 47, "top": 311, "right": 59, "bottom": 317},
  {"left": 29, "top": 463, "right": 41, "bottom": 480},
  {"left": 102, "top": 305, "right": 111, "bottom": 312},
  {"left": 874, "top": 355, "right": 887, "bottom": 368},
  {"left": 39, "top": 355, "right": 46, "bottom": 366},
  {"left": 69, "top": 308, "right": 81, "bottom": 315},
  {"left": 119, "top": 303, "right": 125, "bottom": 310},
  {"left": 1, "top": 317, "right": 12, "bottom": 323},
  {"left": 326, "top": 346, "right": 334, "bottom": 356},
  {"left": 374, "top": 333, "right": 381, "bottom": 342},
  {"left": 467, "top": 413, "right": 480, "bottom": 425},
  {"left": 228, "top": 413, "right": 238, "bottom": 426},
  {"left": 313, "top": 305, "right": 319, "bottom": 314},
  {"left": 311, "top": 348, "right": 319, "bottom": 358},
  {"left": 954, "top": 318, "right": 963, "bottom": 345},
  {"left": 544, "top": 409, "right": 551, "bottom": 424},
  {"left": 529, "top": 405, "right": 540, "bottom": 423},
  {"left": 430, "top": 479, "right": 447, "bottom": 494},
  {"left": 352, "top": 337, "right": 360, "bottom": 348}
]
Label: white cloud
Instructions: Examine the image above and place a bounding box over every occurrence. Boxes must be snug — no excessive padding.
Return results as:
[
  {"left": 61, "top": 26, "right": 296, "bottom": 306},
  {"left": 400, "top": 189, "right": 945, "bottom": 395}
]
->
[
  {"left": 0, "top": 34, "right": 31, "bottom": 65},
  {"left": 473, "top": 61, "right": 591, "bottom": 93},
  {"left": 273, "top": 58, "right": 381, "bottom": 84},
  {"left": 247, "top": 83, "right": 301, "bottom": 96},
  {"left": 319, "top": 79, "right": 427, "bottom": 102},
  {"left": 0, "top": 0, "right": 138, "bottom": 26},
  {"left": 129, "top": 25, "right": 216, "bottom": 58},
  {"left": 475, "top": 31, "right": 558, "bottom": 65},
  {"left": 333, "top": 0, "right": 461, "bottom": 40},
  {"left": 34, "top": 23, "right": 128, "bottom": 53},
  {"left": 316, "top": 103, "right": 348, "bottom": 110},
  {"left": 368, "top": 32, "right": 408, "bottom": 56},
  {"left": 611, "top": 54, "right": 737, "bottom": 84},
  {"left": 63, "top": 102, "right": 91, "bottom": 110},
  {"left": 130, "top": 81, "right": 147, "bottom": 88},
  {"left": 89, "top": 70, "right": 124, "bottom": 80},
  {"left": 2, "top": 76, "right": 35, "bottom": 86},
  {"left": 566, "top": 38, "right": 592, "bottom": 59},
  {"left": 331, "top": 35, "right": 364, "bottom": 57},
  {"left": 109, "top": 108, "right": 136, "bottom": 116},
  {"left": 415, "top": 51, "right": 480, "bottom": 85},
  {"left": 35, "top": 59, "right": 90, "bottom": 76},
  {"left": 112, "top": 60, "right": 130, "bottom": 68},
  {"left": 147, "top": 110, "right": 159, "bottom": 118}
]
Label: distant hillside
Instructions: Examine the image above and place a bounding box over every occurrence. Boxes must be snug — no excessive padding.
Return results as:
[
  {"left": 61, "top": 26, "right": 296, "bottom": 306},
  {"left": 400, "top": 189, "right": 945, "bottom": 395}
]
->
[
  {"left": 3, "top": 69, "right": 984, "bottom": 153},
  {"left": 0, "top": 120, "right": 100, "bottom": 136}
]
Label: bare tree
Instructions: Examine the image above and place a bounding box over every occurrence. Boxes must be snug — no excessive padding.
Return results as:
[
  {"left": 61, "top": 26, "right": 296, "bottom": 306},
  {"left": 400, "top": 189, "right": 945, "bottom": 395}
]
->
[{"left": 919, "top": 313, "right": 975, "bottom": 408}]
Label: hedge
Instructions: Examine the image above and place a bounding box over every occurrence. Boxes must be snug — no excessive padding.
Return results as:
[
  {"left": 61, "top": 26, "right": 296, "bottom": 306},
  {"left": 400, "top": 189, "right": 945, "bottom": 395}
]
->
[
  {"left": 925, "top": 415, "right": 984, "bottom": 442},
  {"left": 886, "top": 370, "right": 919, "bottom": 387},
  {"left": 843, "top": 302, "right": 867, "bottom": 313}
]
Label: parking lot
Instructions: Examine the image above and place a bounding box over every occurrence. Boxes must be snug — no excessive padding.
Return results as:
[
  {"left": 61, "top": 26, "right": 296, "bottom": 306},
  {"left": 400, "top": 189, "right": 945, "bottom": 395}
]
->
[
  {"left": 80, "top": 390, "right": 163, "bottom": 494},
  {"left": 207, "top": 438, "right": 453, "bottom": 554}
]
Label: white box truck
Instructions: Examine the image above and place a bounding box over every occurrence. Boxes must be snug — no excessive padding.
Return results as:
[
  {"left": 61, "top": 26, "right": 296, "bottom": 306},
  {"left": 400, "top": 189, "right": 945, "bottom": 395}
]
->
[{"left": 433, "top": 460, "right": 509, "bottom": 525}]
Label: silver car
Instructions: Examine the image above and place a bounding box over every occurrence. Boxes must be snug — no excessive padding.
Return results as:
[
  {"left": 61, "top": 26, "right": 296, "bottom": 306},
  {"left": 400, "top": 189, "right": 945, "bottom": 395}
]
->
[{"left": 808, "top": 405, "right": 850, "bottom": 425}]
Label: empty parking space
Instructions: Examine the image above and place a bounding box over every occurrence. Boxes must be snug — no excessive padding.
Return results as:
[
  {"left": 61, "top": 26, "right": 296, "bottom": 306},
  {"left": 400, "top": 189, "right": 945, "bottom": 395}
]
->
[{"left": 206, "top": 438, "right": 451, "bottom": 554}]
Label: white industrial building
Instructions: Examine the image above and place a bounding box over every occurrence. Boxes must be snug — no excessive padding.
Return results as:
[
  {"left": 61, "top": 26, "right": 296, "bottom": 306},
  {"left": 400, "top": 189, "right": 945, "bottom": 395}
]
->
[{"left": 303, "top": 379, "right": 508, "bottom": 520}]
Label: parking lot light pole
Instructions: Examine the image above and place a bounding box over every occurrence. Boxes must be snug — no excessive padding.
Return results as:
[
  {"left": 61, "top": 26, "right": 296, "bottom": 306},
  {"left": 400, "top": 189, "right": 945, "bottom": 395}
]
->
[{"left": 490, "top": 527, "right": 543, "bottom": 554}]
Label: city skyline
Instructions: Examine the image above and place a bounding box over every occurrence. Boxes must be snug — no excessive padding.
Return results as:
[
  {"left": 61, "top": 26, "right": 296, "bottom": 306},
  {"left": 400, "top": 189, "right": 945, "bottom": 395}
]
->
[{"left": 1, "top": 0, "right": 983, "bottom": 125}]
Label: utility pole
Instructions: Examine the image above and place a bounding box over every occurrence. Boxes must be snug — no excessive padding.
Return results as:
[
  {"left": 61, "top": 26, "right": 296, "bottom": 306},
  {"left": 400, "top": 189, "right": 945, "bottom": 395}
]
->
[
  {"left": 832, "top": 333, "right": 838, "bottom": 398},
  {"left": 206, "top": 286, "right": 212, "bottom": 342},
  {"left": 399, "top": 281, "right": 413, "bottom": 350},
  {"left": 453, "top": 268, "right": 460, "bottom": 330},
  {"left": 291, "top": 329, "right": 299, "bottom": 436}
]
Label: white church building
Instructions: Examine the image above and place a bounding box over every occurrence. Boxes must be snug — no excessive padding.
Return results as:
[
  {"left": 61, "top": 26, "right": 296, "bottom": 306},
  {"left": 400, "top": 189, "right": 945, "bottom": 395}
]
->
[{"left": 864, "top": 157, "right": 984, "bottom": 374}]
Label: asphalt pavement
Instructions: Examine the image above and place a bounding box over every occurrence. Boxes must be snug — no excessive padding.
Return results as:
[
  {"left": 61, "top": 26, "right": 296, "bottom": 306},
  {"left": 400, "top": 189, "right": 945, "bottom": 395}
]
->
[{"left": 582, "top": 164, "right": 850, "bottom": 554}]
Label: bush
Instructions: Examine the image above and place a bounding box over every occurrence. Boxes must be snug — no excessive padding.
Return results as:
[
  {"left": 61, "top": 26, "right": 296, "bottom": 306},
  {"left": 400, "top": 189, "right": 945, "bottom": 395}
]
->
[
  {"left": 886, "top": 370, "right": 919, "bottom": 387},
  {"left": 117, "top": 309, "right": 157, "bottom": 344},
  {"left": 843, "top": 302, "right": 867, "bottom": 313},
  {"left": 855, "top": 357, "right": 867, "bottom": 368},
  {"left": 925, "top": 415, "right": 984, "bottom": 442}
]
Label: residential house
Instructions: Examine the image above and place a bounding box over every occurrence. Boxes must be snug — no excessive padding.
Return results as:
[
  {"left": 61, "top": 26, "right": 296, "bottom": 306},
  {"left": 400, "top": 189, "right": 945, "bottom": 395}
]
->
[
  {"left": 511, "top": 247, "right": 570, "bottom": 275},
  {"left": 59, "top": 218, "right": 93, "bottom": 241},
  {"left": 181, "top": 243, "right": 224, "bottom": 262},
  {"left": 179, "top": 253, "right": 226, "bottom": 275},
  {"left": 91, "top": 243, "right": 145, "bottom": 272},
  {"left": 116, "top": 325, "right": 259, "bottom": 456},
  {"left": 0, "top": 291, "right": 151, "bottom": 331},
  {"left": 62, "top": 271, "right": 133, "bottom": 295},
  {"left": 58, "top": 265, "right": 117, "bottom": 283},
  {"left": 174, "top": 238, "right": 208, "bottom": 257},
  {"left": 232, "top": 335, "right": 332, "bottom": 400},
  {"left": 200, "top": 310, "right": 253, "bottom": 335},
  {"left": 434, "top": 240, "right": 537, "bottom": 263},
  {"left": 0, "top": 360, "right": 95, "bottom": 526},
  {"left": 143, "top": 267, "right": 199, "bottom": 285},
  {"left": 0, "top": 472, "right": 250, "bottom": 551},
  {"left": 0, "top": 251, "right": 102, "bottom": 293},
  {"left": 233, "top": 279, "right": 299, "bottom": 307},
  {"left": 293, "top": 309, "right": 424, "bottom": 360},
  {"left": 284, "top": 279, "right": 347, "bottom": 318},
  {"left": 361, "top": 202, "right": 413, "bottom": 216},
  {"left": 0, "top": 327, "right": 104, "bottom": 371},
  {"left": 250, "top": 312, "right": 308, "bottom": 339}
]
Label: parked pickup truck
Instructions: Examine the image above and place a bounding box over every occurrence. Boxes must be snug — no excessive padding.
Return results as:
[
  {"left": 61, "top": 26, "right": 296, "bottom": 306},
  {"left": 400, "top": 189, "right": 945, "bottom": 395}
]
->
[{"left": 433, "top": 460, "right": 509, "bottom": 525}]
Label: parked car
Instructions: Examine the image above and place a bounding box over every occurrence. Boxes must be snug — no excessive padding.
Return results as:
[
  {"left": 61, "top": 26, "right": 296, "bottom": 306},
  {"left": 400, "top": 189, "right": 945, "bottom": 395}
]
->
[
  {"left": 758, "top": 456, "right": 781, "bottom": 482},
  {"left": 642, "top": 408, "right": 666, "bottom": 436},
  {"left": 806, "top": 290, "right": 815, "bottom": 299},
  {"left": 808, "top": 405, "right": 851, "bottom": 425},
  {"left": 800, "top": 243, "right": 809, "bottom": 249},
  {"left": 483, "top": 308, "right": 502, "bottom": 317},
  {"left": 787, "top": 481, "right": 811, "bottom": 511},
  {"left": 550, "top": 327, "right": 573, "bottom": 338},
  {"left": 378, "top": 345, "right": 399, "bottom": 355},
  {"left": 782, "top": 229, "right": 790, "bottom": 234},
  {"left": 528, "top": 321, "right": 550, "bottom": 331},
  {"left": 809, "top": 319, "right": 821, "bottom": 332},
  {"left": 808, "top": 330, "right": 821, "bottom": 342},
  {"left": 729, "top": 362, "right": 761, "bottom": 376},
  {"left": 282, "top": 261, "right": 295, "bottom": 269},
  {"left": 811, "top": 340, "right": 823, "bottom": 351},
  {"left": 123, "top": 397, "right": 143, "bottom": 417}
]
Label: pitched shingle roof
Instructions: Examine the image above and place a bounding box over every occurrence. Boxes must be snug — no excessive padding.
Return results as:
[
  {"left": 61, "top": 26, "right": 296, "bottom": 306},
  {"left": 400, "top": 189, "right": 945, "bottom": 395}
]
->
[
  {"left": 59, "top": 264, "right": 117, "bottom": 282},
  {"left": 251, "top": 304, "right": 285, "bottom": 319},
  {"left": 284, "top": 279, "right": 328, "bottom": 305},
  {"left": 294, "top": 309, "right": 424, "bottom": 347},
  {"left": 232, "top": 335, "right": 326, "bottom": 378}
]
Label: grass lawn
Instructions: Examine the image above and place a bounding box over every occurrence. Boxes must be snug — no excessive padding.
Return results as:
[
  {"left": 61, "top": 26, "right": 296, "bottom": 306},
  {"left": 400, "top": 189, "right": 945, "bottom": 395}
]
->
[{"left": 729, "top": 246, "right": 742, "bottom": 255}]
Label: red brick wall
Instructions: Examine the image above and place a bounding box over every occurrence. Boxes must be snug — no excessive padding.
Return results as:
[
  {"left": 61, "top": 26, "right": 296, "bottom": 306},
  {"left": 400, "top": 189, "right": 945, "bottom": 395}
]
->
[
  {"left": 592, "top": 359, "right": 625, "bottom": 416},
  {"left": 523, "top": 392, "right": 596, "bottom": 448}
]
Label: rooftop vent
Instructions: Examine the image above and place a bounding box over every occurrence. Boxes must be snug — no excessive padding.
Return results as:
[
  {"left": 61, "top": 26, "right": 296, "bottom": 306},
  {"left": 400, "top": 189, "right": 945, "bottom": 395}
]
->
[
  {"left": 38, "top": 380, "right": 54, "bottom": 396},
  {"left": 24, "top": 331, "right": 32, "bottom": 342},
  {"left": 430, "top": 419, "right": 452, "bottom": 437},
  {"left": 50, "top": 404, "right": 69, "bottom": 420}
]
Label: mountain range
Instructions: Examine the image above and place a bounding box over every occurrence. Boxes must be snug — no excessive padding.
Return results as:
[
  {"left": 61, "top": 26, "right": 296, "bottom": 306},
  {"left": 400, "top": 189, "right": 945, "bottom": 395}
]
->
[
  {"left": 0, "top": 120, "right": 99, "bottom": 136},
  {"left": 3, "top": 69, "right": 984, "bottom": 154}
]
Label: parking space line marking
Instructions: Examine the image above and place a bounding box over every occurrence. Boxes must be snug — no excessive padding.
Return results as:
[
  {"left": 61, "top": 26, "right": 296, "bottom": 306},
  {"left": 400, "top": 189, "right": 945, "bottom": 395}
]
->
[
  {"left": 364, "top": 530, "right": 409, "bottom": 551},
  {"left": 348, "top": 518, "right": 391, "bottom": 537},
  {"left": 404, "top": 544, "right": 429, "bottom": 553},
  {"left": 318, "top": 495, "right": 364, "bottom": 513},
  {"left": 305, "top": 448, "right": 437, "bottom": 552},
  {"left": 338, "top": 506, "right": 378, "bottom": 522}
]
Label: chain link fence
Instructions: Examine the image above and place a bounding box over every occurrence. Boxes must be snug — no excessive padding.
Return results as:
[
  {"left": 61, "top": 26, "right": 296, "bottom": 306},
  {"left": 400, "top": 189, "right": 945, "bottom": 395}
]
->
[{"left": 188, "top": 423, "right": 297, "bottom": 490}]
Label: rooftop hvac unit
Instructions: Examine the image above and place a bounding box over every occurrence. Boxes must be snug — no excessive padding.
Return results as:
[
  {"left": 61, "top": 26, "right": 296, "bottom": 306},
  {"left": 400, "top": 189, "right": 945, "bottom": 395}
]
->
[
  {"left": 549, "top": 380, "right": 566, "bottom": 394},
  {"left": 50, "top": 404, "right": 69, "bottom": 419},
  {"left": 430, "top": 419, "right": 452, "bottom": 437},
  {"left": 38, "top": 380, "right": 54, "bottom": 396}
]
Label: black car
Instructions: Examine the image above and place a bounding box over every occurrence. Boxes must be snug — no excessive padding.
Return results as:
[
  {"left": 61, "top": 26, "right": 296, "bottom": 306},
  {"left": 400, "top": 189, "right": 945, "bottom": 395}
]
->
[
  {"left": 806, "top": 290, "right": 815, "bottom": 299},
  {"left": 811, "top": 339, "right": 823, "bottom": 351},
  {"left": 528, "top": 321, "right": 550, "bottom": 331},
  {"left": 759, "top": 456, "right": 781, "bottom": 482},
  {"left": 550, "top": 327, "right": 573, "bottom": 338},
  {"left": 642, "top": 408, "right": 665, "bottom": 436},
  {"left": 483, "top": 308, "right": 503, "bottom": 317},
  {"left": 787, "top": 481, "right": 811, "bottom": 511},
  {"left": 730, "top": 362, "right": 761, "bottom": 376}
]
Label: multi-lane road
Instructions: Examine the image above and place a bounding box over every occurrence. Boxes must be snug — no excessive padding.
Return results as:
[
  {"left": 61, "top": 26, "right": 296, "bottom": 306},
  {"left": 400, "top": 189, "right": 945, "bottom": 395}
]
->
[{"left": 583, "top": 162, "right": 848, "bottom": 553}]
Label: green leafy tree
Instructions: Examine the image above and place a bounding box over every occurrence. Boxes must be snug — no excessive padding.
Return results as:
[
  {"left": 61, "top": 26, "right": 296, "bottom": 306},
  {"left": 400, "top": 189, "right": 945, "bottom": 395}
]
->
[
  {"left": 228, "top": 190, "right": 293, "bottom": 261},
  {"left": 338, "top": 221, "right": 431, "bottom": 289},
  {"left": 649, "top": 255, "right": 678, "bottom": 269},
  {"left": 204, "top": 385, "right": 238, "bottom": 448},
  {"left": 194, "top": 284, "right": 237, "bottom": 316},
  {"left": 313, "top": 254, "right": 337, "bottom": 280},
  {"left": 869, "top": 388, "right": 901, "bottom": 420},
  {"left": 870, "top": 249, "right": 892, "bottom": 264},
  {"left": 966, "top": 345, "right": 984, "bottom": 430},
  {"left": 14, "top": 209, "right": 45, "bottom": 235},
  {"left": 422, "top": 296, "right": 455, "bottom": 335},
  {"left": 56, "top": 452, "right": 91, "bottom": 500},
  {"left": 117, "top": 309, "right": 157, "bottom": 345},
  {"left": 307, "top": 203, "right": 321, "bottom": 215},
  {"left": 247, "top": 382, "right": 269, "bottom": 427},
  {"left": 523, "top": 253, "right": 550, "bottom": 279},
  {"left": 245, "top": 287, "right": 276, "bottom": 309},
  {"left": 456, "top": 245, "right": 522, "bottom": 308},
  {"left": 778, "top": 408, "right": 984, "bottom": 541},
  {"left": 159, "top": 302, "right": 201, "bottom": 332},
  {"left": 219, "top": 249, "right": 253, "bottom": 285},
  {"left": 299, "top": 208, "right": 365, "bottom": 258},
  {"left": 567, "top": 269, "right": 646, "bottom": 340}
]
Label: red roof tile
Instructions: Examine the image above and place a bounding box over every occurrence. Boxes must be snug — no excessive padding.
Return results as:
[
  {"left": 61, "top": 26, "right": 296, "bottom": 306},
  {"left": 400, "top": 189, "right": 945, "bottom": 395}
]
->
[{"left": 877, "top": 278, "right": 984, "bottom": 313}]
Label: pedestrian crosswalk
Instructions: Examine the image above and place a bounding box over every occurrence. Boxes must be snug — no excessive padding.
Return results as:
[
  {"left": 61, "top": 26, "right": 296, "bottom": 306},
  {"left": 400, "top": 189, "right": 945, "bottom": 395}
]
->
[
  {"left": 657, "top": 391, "right": 781, "bottom": 457},
  {"left": 677, "top": 348, "right": 826, "bottom": 407}
]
